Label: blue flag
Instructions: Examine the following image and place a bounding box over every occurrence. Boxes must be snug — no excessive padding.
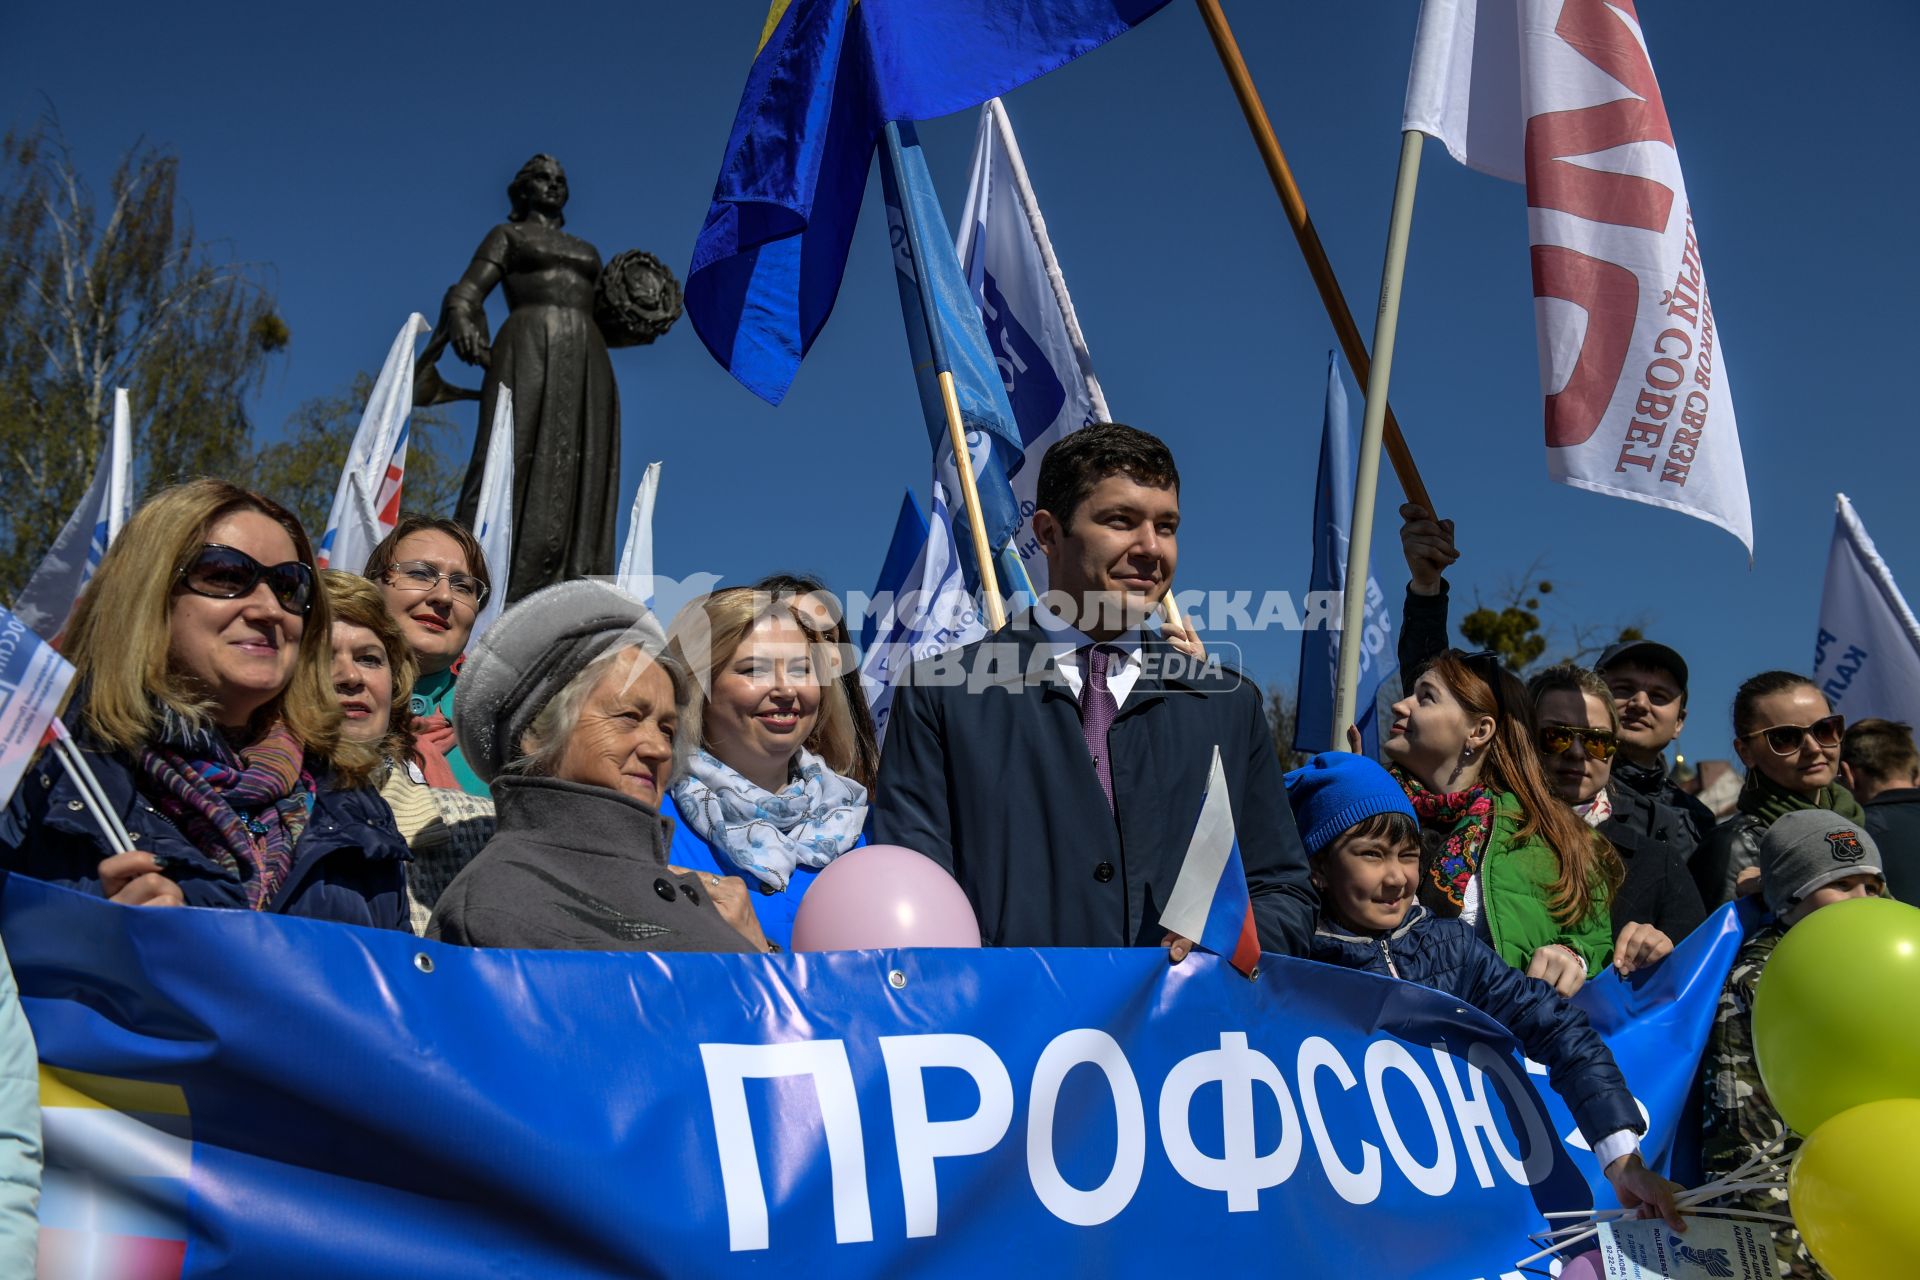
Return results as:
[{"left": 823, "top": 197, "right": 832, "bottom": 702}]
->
[
  {"left": 858, "top": 482, "right": 985, "bottom": 742},
  {"left": 860, "top": 490, "right": 929, "bottom": 654},
  {"left": 685, "top": 0, "right": 1170, "bottom": 405},
  {"left": 878, "top": 120, "right": 1027, "bottom": 597},
  {"left": 1294, "top": 354, "right": 1396, "bottom": 757}
]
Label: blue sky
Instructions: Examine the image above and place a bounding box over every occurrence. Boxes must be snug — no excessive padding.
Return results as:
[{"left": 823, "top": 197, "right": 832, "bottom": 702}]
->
[{"left": 6, "top": 1, "right": 1916, "bottom": 768}]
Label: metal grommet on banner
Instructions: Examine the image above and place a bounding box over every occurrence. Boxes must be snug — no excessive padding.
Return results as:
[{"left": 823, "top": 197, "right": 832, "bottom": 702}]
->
[
  {"left": 413, "top": 953, "right": 435, "bottom": 974},
  {"left": 887, "top": 970, "right": 907, "bottom": 991}
]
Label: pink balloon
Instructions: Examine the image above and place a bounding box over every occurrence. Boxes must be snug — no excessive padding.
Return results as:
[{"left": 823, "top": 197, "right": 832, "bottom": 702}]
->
[
  {"left": 1555, "top": 1250, "right": 1604, "bottom": 1280},
  {"left": 791, "top": 845, "right": 981, "bottom": 951}
]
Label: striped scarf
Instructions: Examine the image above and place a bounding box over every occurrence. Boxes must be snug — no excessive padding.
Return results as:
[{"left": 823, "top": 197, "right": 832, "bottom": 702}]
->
[{"left": 137, "top": 718, "right": 316, "bottom": 910}]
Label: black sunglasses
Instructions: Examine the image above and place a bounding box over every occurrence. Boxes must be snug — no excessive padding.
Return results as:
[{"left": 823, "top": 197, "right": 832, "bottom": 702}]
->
[
  {"left": 179, "top": 544, "right": 316, "bottom": 616},
  {"left": 1741, "top": 714, "right": 1844, "bottom": 758}
]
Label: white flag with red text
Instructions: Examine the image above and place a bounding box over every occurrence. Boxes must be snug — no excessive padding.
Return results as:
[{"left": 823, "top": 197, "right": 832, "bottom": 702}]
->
[{"left": 1404, "top": 0, "right": 1752, "bottom": 553}]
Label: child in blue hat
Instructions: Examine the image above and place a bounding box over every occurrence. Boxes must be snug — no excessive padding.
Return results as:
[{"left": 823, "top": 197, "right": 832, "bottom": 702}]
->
[{"left": 1285, "top": 751, "right": 1681, "bottom": 1226}]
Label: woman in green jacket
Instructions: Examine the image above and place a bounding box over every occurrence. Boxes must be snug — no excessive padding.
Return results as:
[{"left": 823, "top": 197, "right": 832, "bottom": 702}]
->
[{"left": 1382, "top": 649, "right": 1621, "bottom": 996}]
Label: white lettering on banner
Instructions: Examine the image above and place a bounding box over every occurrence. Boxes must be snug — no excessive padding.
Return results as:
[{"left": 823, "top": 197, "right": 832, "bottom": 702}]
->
[
  {"left": 1025, "top": 1029, "right": 1146, "bottom": 1226},
  {"left": 699, "top": 1040, "right": 873, "bottom": 1251},
  {"left": 1157, "top": 1032, "right": 1303, "bottom": 1212},
  {"left": 1430, "top": 1044, "right": 1556, "bottom": 1188},
  {"left": 878, "top": 1035, "right": 1015, "bottom": 1239},
  {"left": 1297, "top": 1036, "right": 1382, "bottom": 1205},
  {"left": 700, "top": 1031, "right": 1560, "bottom": 1249},
  {"left": 1364, "top": 1041, "right": 1456, "bottom": 1197}
]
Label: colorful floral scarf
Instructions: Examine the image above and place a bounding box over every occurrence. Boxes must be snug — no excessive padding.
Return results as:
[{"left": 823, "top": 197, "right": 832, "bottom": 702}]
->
[
  {"left": 671, "top": 748, "right": 867, "bottom": 892},
  {"left": 1392, "top": 766, "right": 1496, "bottom": 910},
  {"left": 137, "top": 717, "right": 317, "bottom": 910}
]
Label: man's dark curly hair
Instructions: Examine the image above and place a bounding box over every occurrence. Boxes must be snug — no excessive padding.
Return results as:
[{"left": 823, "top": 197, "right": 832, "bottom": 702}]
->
[{"left": 1035, "top": 422, "right": 1180, "bottom": 532}]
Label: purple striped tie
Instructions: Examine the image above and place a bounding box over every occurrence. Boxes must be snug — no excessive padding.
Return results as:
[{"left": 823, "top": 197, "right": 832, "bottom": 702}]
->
[{"left": 1080, "top": 645, "right": 1117, "bottom": 810}]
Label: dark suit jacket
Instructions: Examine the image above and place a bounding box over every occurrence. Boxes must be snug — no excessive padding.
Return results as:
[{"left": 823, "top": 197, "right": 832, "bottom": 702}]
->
[{"left": 869, "top": 616, "right": 1317, "bottom": 953}]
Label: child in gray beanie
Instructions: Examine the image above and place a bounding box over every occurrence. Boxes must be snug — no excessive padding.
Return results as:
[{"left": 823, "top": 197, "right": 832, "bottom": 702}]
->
[{"left": 1702, "top": 810, "right": 1888, "bottom": 1276}]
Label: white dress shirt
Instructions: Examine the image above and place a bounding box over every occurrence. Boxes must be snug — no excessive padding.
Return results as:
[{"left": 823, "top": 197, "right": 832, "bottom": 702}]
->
[{"left": 1032, "top": 605, "right": 1146, "bottom": 709}]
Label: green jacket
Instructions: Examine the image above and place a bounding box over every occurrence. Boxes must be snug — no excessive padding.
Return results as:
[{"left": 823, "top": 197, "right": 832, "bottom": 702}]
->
[{"left": 1479, "top": 792, "right": 1614, "bottom": 976}]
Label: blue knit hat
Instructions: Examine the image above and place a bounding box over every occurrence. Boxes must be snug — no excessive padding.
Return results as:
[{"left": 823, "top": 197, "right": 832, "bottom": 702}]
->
[{"left": 1283, "top": 752, "right": 1418, "bottom": 856}]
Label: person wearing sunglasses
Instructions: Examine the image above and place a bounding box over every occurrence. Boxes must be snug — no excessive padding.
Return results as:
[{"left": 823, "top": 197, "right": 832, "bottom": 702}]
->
[
  {"left": 1527, "top": 665, "right": 1705, "bottom": 979},
  {"left": 0, "top": 481, "right": 410, "bottom": 928},
  {"left": 364, "top": 515, "right": 493, "bottom": 799},
  {"left": 1693, "top": 671, "right": 1863, "bottom": 908},
  {"left": 1382, "top": 650, "right": 1620, "bottom": 996}
]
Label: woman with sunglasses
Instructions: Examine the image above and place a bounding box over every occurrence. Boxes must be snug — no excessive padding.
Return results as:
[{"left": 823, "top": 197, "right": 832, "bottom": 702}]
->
[
  {"left": 0, "top": 480, "right": 410, "bottom": 927},
  {"left": 364, "top": 515, "right": 493, "bottom": 799},
  {"left": 1528, "top": 665, "right": 1705, "bottom": 977},
  {"left": 1693, "top": 671, "right": 1861, "bottom": 907},
  {"left": 1381, "top": 650, "right": 1621, "bottom": 996}
]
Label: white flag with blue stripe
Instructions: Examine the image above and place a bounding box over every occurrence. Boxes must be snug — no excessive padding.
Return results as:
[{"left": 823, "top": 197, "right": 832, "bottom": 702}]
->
[
  {"left": 14, "top": 387, "right": 135, "bottom": 641},
  {"left": 957, "top": 99, "right": 1111, "bottom": 594},
  {"left": 1812, "top": 494, "right": 1920, "bottom": 728}
]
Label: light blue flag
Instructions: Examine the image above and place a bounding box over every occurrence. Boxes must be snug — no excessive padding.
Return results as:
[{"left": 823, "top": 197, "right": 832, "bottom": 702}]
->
[
  {"left": 859, "top": 480, "right": 985, "bottom": 743},
  {"left": 1294, "top": 353, "right": 1396, "bottom": 756},
  {"left": 1812, "top": 494, "right": 1920, "bottom": 727},
  {"left": 878, "top": 120, "right": 1026, "bottom": 600}
]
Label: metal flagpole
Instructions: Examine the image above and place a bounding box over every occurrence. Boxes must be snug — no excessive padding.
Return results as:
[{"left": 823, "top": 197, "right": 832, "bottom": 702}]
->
[
  {"left": 1193, "top": 0, "right": 1433, "bottom": 516},
  {"left": 1333, "top": 130, "right": 1425, "bottom": 747}
]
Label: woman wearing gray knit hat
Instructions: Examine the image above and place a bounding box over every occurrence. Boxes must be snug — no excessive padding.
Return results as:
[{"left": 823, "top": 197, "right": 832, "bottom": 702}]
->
[
  {"left": 1700, "top": 810, "right": 1887, "bottom": 1277},
  {"left": 426, "top": 580, "right": 768, "bottom": 953}
]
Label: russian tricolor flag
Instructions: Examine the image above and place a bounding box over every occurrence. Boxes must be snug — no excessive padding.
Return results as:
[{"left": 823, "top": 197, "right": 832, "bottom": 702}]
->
[{"left": 1158, "top": 746, "right": 1261, "bottom": 978}]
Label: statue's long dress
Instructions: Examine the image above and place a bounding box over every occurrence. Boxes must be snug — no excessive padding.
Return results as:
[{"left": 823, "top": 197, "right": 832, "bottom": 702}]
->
[{"left": 453, "top": 220, "right": 619, "bottom": 603}]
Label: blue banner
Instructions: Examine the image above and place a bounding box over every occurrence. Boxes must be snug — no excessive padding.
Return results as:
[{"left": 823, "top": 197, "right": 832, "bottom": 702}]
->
[{"left": 3, "top": 876, "right": 1740, "bottom": 1278}]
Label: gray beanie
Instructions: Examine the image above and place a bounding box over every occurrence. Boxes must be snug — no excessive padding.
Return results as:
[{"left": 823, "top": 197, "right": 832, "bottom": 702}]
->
[
  {"left": 1759, "top": 809, "right": 1885, "bottom": 918},
  {"left": 453, "top": 580, "right": 668, "bottom": 783}
]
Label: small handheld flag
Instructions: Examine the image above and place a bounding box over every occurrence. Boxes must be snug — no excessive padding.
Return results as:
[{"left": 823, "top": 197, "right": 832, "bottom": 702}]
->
[{"left": 1158, "top": 746, "right": 1261, "bottom": 978}]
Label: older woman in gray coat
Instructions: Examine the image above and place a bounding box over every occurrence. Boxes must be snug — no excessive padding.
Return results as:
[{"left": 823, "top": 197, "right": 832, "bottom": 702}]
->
[{"left": 427, "top": 580, "right": 770, "bottom": 953}]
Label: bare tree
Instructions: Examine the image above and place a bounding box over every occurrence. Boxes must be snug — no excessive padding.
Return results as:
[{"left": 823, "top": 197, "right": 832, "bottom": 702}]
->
[{"left": 0, "top": 113, "right": 286, "bottom": 595}]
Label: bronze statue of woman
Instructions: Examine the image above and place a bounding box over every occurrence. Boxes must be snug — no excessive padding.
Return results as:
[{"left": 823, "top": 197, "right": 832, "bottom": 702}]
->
[{"left": 414, "top": 154, "right": 679, "bottom": 603}]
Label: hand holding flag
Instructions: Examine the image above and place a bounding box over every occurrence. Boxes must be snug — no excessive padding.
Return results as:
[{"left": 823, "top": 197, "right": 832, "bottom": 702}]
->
[{"left": 1158, "top": 746, "right": 1261, "bottom": 978}]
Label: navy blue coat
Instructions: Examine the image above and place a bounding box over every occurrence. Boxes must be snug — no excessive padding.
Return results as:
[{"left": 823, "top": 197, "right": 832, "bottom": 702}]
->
[
  {"left": 870, "top": 617, "right": 1317, "bottom": 953},
  {"left": 1309, "top": 904, "right": 1643, "bottom": 1147},
  {"left": 0, "top": 730, "right": 412, "bottom": 931}
]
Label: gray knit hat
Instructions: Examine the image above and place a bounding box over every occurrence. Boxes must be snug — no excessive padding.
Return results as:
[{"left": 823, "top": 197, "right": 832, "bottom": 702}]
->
[
  {"left": 1759, "top": 809, "right": 1885, "bottom": 918},
  {"left": 453, "top": 579, "right": 668, "bottom": 784}
]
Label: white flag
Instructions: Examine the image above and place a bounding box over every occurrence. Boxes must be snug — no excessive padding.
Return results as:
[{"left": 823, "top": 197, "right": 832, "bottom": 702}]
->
[
  {"left": 14, "top": 387, "right": 136, "bottom": 641},
  {"left": 467, "top": 387, "right": 516, "bottom": 645},
  {"left": 1812, "top": 495, "right": 1920, "bottom": 729},
  {"left": 860, "top": 444, "right": 988, "bottom": 743},
  {"left": 616, "top": 462, "right": 663, "bottom": 607},
  {"left": 1404, "top": 0, "right": 1752, "bottom": 552},
  {"left": 317, "top": 313, "right": 431, "bottom": 571},
  {"left": 957, "top": 99, "right": 1111, "bottom": 594}
]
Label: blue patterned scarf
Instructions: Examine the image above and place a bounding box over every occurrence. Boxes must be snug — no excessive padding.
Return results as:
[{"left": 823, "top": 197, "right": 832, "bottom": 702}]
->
[{"left": 671, "top": 749, "right": 867, "bottom": 891}]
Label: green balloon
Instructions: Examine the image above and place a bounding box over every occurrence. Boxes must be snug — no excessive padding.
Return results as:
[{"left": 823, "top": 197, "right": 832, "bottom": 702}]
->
[{"left": 1752, "top": 896, "right": 1920, "bottom": 1134}]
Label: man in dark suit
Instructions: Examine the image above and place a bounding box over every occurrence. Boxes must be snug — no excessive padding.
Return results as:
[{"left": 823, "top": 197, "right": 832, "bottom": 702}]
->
[{"left": 870, "top": 423, "right": 1317, "bottom": 955}]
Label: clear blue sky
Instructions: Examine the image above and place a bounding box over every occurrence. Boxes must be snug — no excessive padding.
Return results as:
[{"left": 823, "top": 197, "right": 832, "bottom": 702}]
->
[{"left": 7, "top": 1, "right": 1917, "bottom": 767}]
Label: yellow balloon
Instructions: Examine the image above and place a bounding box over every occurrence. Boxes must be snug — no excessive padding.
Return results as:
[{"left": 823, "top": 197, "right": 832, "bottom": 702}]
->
[
  {"left": 1751, "top": 895, "right": 1920, "bottom": 1133},
  {"left": 1790, "top": 1098, "right": 1920, "bottom": 1279}
]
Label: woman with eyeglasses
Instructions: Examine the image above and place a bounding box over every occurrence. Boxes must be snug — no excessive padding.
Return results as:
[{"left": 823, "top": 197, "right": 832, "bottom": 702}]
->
[
  {"left": 1693, "top": 671, "right": 1861, "bottom": 908},
  {"left": 1380, "top": 650, "right": 1621, "bottom": 996},
  {"left": 323, "top": 571, "right": 496, "bottom": 932},
  {"left": 0, "top": 480, "right": 410, "bottom": 927},
  {"left": 364, "top": 515, "right": 493, "bottom": 798},
  {"left": 1528, "top": 665, "right": 1705, "bottom": 978}
]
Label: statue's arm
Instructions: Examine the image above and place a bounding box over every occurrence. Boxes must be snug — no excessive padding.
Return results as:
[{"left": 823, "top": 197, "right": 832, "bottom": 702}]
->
[{"left": 441, "top": 225, "right": 512, "bottom": 368}]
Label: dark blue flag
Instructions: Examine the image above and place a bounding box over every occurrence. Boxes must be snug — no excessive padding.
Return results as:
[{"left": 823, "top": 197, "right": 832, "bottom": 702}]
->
[{"left": 685, "top": 0, "right": 1170, "bottom": 405}]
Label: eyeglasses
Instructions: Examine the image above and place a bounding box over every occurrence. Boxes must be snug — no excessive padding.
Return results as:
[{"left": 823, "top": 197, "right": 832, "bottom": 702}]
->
[
  {"left": 382, "top": 561, "right": 489, "bottom": 607},
  {"left": 1538, "top": 723, "right": 1618, "bottom": 761},
  {"left": 179, "top": 544, "right": 316, "bottom": 616},
  {"left": 1741, "top": 714, "right": 1844, "bottom": 757}
]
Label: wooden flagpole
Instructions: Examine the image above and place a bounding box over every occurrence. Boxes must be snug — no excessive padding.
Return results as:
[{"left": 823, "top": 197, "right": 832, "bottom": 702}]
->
[
  {"left": 1194, "top": 0, "right": 1434, "bottom": 515},
  {"left": 1332, "top": 130, "right": 1426, "bottom": 747},
  {"left": 938, "top": 372, "right": 1009, "bottom": 631}
]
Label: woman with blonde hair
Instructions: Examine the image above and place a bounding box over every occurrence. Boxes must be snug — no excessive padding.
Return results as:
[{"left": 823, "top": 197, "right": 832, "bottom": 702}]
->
[
  {"left": 322, "top": 571, "right": 495, "bottom": 932},
  {"left": 1383, "top": 649, "right": 1621, "bottom": 995},
  {"left": 0, "top": 480, "right": 410, "bottom": 928},
  {"left": 661, "top": 585, "right": 867, "bottom": 950}
]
